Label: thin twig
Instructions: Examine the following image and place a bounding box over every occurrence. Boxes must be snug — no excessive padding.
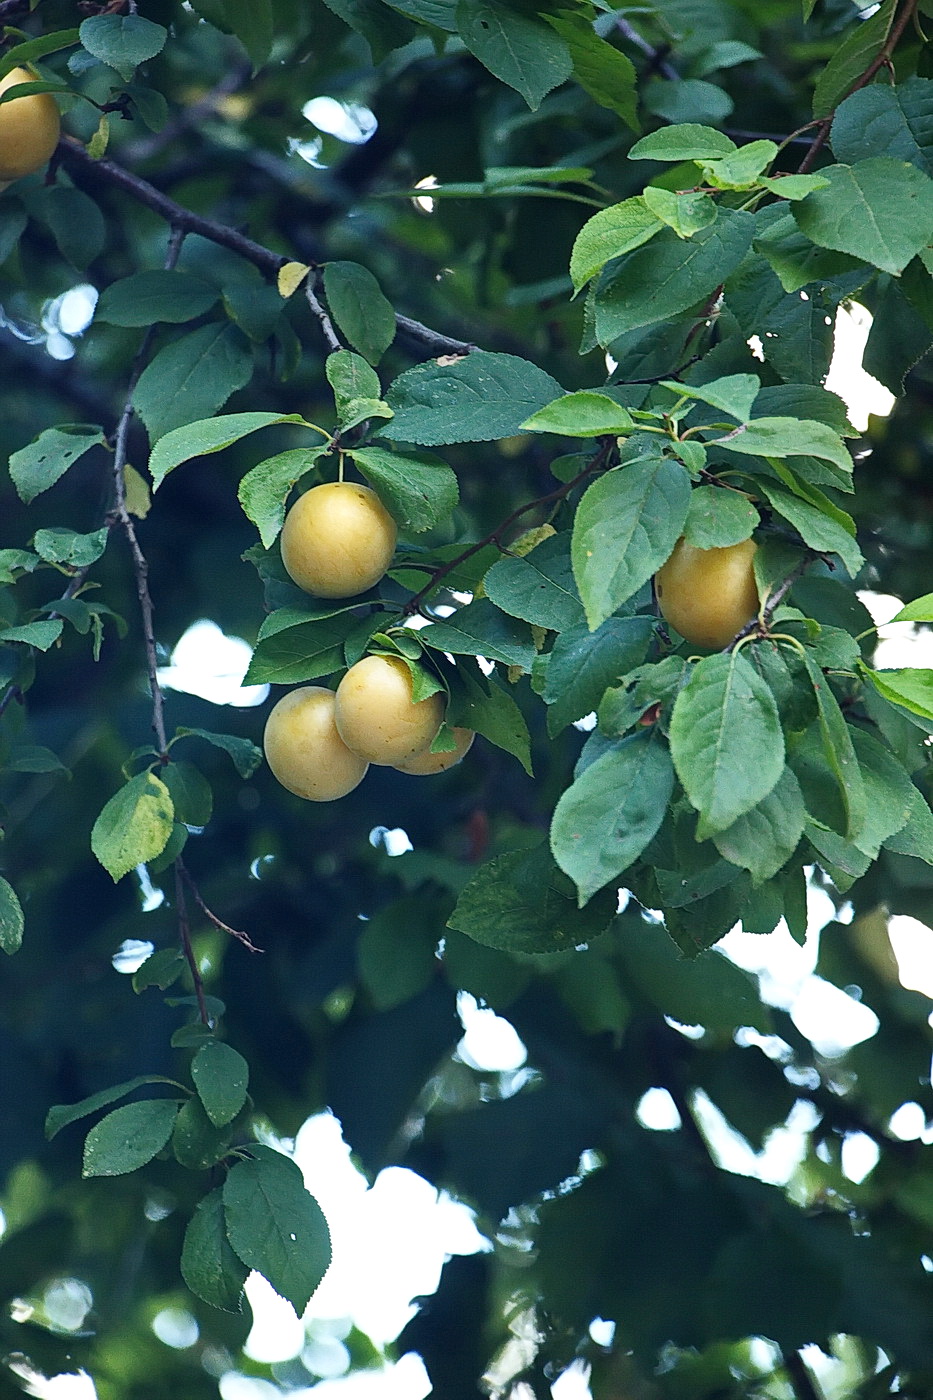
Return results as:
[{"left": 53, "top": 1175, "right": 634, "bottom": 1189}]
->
[
  {"left": 798, "top": 0, "right": 919, "bottom": 172},
  {"left": 611, "top": 15, "right": 679, "bottom": 80},
  {"left": 109, "top": 224, "right": 186, "bottom": 757},
  {"left": 174, "top": 865, "right": 210, "bottom": 1026},
  {"left": 179, "top": 860, "right": 262, "bottom": 954},
  {"left": 401, "top": 448, "right": 612, "bottom": 616},
  {"left": 727, "top": 553, "right": 815, "bottom": 649},
  {"left": 306, "top": 281, "right": 342, "bottom": 353}
]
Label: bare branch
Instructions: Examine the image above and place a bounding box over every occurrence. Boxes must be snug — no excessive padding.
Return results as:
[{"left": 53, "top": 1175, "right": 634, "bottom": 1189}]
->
[{"left": 179, "top": 861, "right": 263, "bottom": 954}]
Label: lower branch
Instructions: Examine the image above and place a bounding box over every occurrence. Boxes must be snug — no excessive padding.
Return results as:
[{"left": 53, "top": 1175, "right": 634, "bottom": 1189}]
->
[{"left": 178, "top": 860, "right": 262, "bottom": 954}]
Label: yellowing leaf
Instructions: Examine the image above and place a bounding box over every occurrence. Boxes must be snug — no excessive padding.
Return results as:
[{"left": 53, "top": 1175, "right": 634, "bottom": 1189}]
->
[{"left": 277, "top": 261, "right": 311, "bottom": 298}]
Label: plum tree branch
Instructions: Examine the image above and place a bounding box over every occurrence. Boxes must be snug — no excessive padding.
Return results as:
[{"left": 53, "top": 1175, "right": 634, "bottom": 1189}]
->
[
  {"left": 56, "top": 136, "right": 478, "bottom": 360},
  {"left": 797, "top": 0, "right": 920, "bottom": 173}
]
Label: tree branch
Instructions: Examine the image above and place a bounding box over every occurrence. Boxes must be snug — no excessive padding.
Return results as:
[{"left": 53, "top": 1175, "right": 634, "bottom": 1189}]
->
[
  {"left": 56, "top": 137, "right": 478, "bottom": 360},
  {"left": 401, "top": 445, "right": 613, "bottom": 616},
  {"left": 178, "top": 860, "right": 262, "bottom": 954},
  {"left": 797, "top": 0, "right": 920, "bottom": 172},
  {"left": 109, "top": 224, "right": 187, "bottom": 758}
]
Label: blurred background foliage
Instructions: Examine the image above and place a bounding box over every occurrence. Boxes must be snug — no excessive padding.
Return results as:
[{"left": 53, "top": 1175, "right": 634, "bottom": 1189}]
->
[{"left": 1, "top": 0, "right": 933, "bottom": 1397}]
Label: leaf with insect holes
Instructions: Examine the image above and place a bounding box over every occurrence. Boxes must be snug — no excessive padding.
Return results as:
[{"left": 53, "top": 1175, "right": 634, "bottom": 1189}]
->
[
  {"left": 223, "top": 1149, "right": 331, "bottom": 1314},
  {"left": 10, "top": 425, "right": 106, "bottom": 504}
]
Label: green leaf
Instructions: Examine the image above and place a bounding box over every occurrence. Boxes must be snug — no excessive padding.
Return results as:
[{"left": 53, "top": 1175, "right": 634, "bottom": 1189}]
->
[
  {"left": 712, "top": 766, "right": 806, "bottom": 883},
  {"left": 358, "top": 897, "right": 440, "bottom": 1009},
  {"left": 223, "top": 1151, "right": 331, "bottom": 1314},
  {"left": 327, "top": 349, "right": 382, "bottom": 420},
  {"left": 570, "top": 198, "right": 663, "bottom": 292},
  {"left": 244, "top": 615, "right": 351, "bottom": 685},
  {"left": 96, "top": 271, "right": 219, "bottom": 327},
  {"left": 615, "top": 910, "right": 768, "bottom": 1028},
  {"left": 628, "top": 124, "right": 737, "bottom": 161},
  {"left": 32, "top": 526, "right": 109, "bottom": 568},
  {"left": 79, "top": 13, "right": 168, "bottom": 79},
  {"left": 0, "top": 30, "right": 81, "bottom": 82},
  {"left": 758, "top": 174, "right": 831, "bottom": 200},
  {"left": 831, "top": 77, "right": 933, "bottom": 176},
  {"left": 0, "top": 620, "right": 63, "bottom": 651},
  {"left": 9, "top": 424, "right": 106, "bottom": 504},
  {"left": 172, "top": 1097, "right": 234, "bottom": 1169},
  {"left": 712, "top": 416, "right": 852, "bottom": 473},
  {"left": 644, "top": 78, "right": 733, "bottom": 126},
  {"left": 191, "top": 1041, "right": 249, "bottom": 1127},
  {"left": 485, "top": 532, "right": 584, "bottom": 631},
  {"left": 322, "top": 261, "right": 396, "bottom": 365},
  {"left": 683, "top": 486, "right": 759, "bottom": 548},
  {"left": 890, "top": 592, "right": 933, "bottom": 623},
  {"left": 551, "top": 730, "right": 676, "bottom": 904},
  {"left": 0, "top": 877, "right": 24, "bottom": 955},
  {"left": 542, "top": 616, "right": 654, "bottom": 736},
  {"left": 664, "top": 373, "right": 762, "bottom": 424},
  {"left": 884, "top": 784, "right": 933, "bottom": 861},
  {"left": 91, "top": 771, "right": 175, "bottom": 883},
  {"left": 134, "top": 323, "right": 253, "bottom": 444},
  {"left": 594, "top": 211, "right": 755, "bottom": 344},
  {"left": 181, "top": 1189, "right": 248, "bottom": 1313},
  {"left": 700, "top": 140, "right": 777, "bottom": 190},
  {"left": 572, "top": 454, "right": 691, "bottom": 630},
  {"left": 173, "top": 727, "right": 263, "bottom": 779},
  {"left": 793, "top": 159, "right": 933, "bottom": 276},
  {"left": 419, "top": 598, "right": 535, "bottom": 669},
  {"left": 132, "top": 947, "right": 185, "bottom": 993},
  {"left": 754, "top": 383, "right": 855, "bottom": 439},
  {"left": 849, "top": 727, "right": 915, "bottom": 857},
  {"left": 320, "top": 0, "right": 417, "bottom": 60},
  {"left": 42, "top": 187, "right": 106, "bottom": 270},
  {"left": 804, "top": 652, "right": 866, "bottom": 838},
  {"left": 161, "top": 761, "right": 213, "bottom": 829},
  {"left": 641, "top": 187, "right": 717, "bottom": 240},
  {"left": 0, "top": 549, "right": 39, "bottom": 582},
  {"left": 455, "top": 0, "right": 572, "bottom": 110},
  {"left": 753, "top": 479, "right": 863, "bottom": 579},
  {"left": 811, "top": 0, "right": 896, "bottom": 119},
  {"left": 82, "top": 1099, "right": 179, "bottom": 1177},
  {"left": 446, "top": 660, "right": 533, "bottom": 773},
  {"left": 149, "top": 411, "right": 310, "bottom": 488},
  {"left": 545, "top": 12, "right": 637, "bottom": 130},
  {"left": 238, "top": 449, "right": 324, "bottom": 548},
  {"left": 384, "top": 351, "right": 563, "bottom": 445},
  {"left": 520, "top": 391, "right": 634, "bottom": 437},
  {"left": 448, "top": 841, "right": 617, "bottom": 951},
  {"left": 45, "top": 1075, "right": 181, "bottom": 1139},
  {"left": 349, "top": 445, "right": 459, "bottom": 531},
  {"left": 864, "top": 666, "right": 933, "bottom": 723},
  {"left": 670, "top": 651, "right": 785, "bottom": 839},
  {"left": 7, "top": 745, "right": 68, "bottom": 774}
]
